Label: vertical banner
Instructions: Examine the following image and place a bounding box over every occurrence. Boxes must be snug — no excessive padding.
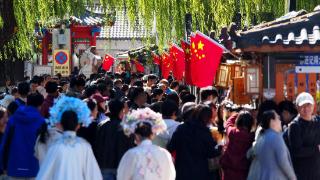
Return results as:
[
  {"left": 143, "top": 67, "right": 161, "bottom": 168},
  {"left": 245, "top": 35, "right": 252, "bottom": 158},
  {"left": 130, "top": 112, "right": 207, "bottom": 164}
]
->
[
  {"left": 233, "top": 77, "right": 250, "bottom": 105},
  {"left": 297, "top": 73, "right": 306, "bottom": 94},
  {"left": 308, "top": 73, "right": 317, "bottom": 113},
  {"left": 53, "top": 50, "right": 70, "bottom": 76},
  {"left": 275, "top": 72, "right": 285, "bottom": 103},
  {"left": 286, "top": 73, "right": 295, "bottom": 101}
]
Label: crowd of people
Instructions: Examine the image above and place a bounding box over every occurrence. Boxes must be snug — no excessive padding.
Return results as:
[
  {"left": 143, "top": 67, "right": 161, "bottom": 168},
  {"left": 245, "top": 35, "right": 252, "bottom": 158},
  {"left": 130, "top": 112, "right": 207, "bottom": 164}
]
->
[{"left": 0, "top": 71, "right": 318, "bottom": 180}]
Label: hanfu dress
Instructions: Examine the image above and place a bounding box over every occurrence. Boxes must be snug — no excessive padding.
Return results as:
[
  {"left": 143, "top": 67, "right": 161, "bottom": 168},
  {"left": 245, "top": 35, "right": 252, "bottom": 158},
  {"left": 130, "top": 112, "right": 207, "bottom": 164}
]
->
[
  {"left": 117, "top": 139, "right": 176, "bottom": 180},
  {"left": 36, "top": 131, "right": 102, "bottom": 180}
]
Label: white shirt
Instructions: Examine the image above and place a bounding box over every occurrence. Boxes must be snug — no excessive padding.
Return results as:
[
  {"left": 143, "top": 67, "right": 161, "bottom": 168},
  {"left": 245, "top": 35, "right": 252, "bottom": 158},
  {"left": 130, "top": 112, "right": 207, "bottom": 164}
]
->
[
  {"left": 34, "top": 127, "right": 62, "bottom": 165},
  {"left": 117, "top": 139, "right": 176, "bottom": 180},
  {"left": 36, "top": 131, "right": 102, "bottom": 180},
  {"left": 153, "top": 119, "right": 180, "bottom": 148}
]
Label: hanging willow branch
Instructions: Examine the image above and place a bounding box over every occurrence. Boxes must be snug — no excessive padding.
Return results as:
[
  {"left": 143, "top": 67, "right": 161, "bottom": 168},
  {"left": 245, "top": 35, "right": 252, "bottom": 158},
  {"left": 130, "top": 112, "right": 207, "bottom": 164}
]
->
[
  {"left": 0, "top": 0, "right": 320, "bottom": 60},
  {"left": 0, "top": 16, "right": 3, "bottom": 28}
]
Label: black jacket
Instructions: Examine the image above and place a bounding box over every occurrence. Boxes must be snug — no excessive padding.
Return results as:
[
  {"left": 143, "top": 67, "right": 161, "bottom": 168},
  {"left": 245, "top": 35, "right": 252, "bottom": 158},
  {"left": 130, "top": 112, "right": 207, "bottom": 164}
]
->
[
  {"left": 287, "top": 116, "right": 320, "bottom": 180},
  {"left": 77, "top": 121, "right": 98, "bottom": 148},
  {"left": 94, "top": 118, "right": 135, "bottom": 170},
  {"left": 167, "top": 120, "right": 220, "bottom": 180}
]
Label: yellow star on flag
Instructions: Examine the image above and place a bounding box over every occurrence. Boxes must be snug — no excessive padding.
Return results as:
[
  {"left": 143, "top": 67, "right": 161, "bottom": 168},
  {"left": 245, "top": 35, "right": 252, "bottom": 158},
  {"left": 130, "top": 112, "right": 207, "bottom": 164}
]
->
[
  {"left": 192, "top": 42, "right": 195, "bottom": 49},
  {"left": 198, "top": 41, "right": 204, "bottom": 50},
  {"left": 185, "top": 48, "right": 190, "bottom": 54}
]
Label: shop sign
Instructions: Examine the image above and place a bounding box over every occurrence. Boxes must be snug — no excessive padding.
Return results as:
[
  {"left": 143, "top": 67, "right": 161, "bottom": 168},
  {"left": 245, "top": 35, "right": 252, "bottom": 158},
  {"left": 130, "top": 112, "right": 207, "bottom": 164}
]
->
[{"left": 299, "top": 54, "right": 320, "bottom": 66}]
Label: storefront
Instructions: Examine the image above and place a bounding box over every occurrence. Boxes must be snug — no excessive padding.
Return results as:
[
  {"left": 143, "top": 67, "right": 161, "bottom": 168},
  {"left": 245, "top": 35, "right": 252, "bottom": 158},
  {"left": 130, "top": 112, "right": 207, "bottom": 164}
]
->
[{"left": 218, "top": 8, "right": 320, "bottom": 111}]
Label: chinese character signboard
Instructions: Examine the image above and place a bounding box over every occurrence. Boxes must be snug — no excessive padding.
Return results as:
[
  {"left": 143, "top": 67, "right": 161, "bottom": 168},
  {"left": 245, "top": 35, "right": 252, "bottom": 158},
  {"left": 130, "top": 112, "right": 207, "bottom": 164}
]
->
[
  {"left": 53, "top": 50, "right": 70, "bottom": 76},
  {"left": 299, "top": 54, "right": 320, "bottom": 66}
]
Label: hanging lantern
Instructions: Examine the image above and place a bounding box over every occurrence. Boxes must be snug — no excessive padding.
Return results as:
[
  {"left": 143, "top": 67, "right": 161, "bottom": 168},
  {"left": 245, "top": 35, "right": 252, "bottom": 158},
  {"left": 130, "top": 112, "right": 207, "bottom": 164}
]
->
[
  {"left": 215, "top": 63, "right": 229, "bottom": 88},
  {"left": 245, "top": 65, "right": 261, "bottom": 94}
]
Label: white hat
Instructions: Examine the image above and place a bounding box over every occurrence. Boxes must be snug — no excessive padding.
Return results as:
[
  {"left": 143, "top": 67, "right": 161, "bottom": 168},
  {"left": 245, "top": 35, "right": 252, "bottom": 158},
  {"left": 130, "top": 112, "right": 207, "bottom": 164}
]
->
[{"left": 296, "top": 92, "right": 314, "bottom": 106}]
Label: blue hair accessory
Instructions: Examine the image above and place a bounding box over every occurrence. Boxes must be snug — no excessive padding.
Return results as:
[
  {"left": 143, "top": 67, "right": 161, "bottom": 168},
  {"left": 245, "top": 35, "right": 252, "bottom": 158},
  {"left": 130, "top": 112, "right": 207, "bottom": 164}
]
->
[{"left": 49, "top": 96, "right": 91, "bottom": 127}]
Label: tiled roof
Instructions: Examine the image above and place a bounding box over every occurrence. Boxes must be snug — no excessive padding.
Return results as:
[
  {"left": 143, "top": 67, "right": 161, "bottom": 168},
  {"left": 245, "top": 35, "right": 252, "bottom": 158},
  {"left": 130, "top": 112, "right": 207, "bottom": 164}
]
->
[
  {"left": 233, "top": 6, "right": 320, "bottom": 49},
  {"left": 70, "top": 6, "right": 107, "bottom": 26},
  {"left": 98, "top": 11, "right": 149, "bottom": 40}
]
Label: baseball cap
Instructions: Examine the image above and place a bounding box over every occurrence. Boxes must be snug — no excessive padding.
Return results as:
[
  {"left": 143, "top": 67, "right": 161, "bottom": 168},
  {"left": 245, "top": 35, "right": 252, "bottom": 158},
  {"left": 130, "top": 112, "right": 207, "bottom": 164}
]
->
[
  {"left": 91, "top": 93, "right": 108, "bottom": 104},
  {"left": 295, "top": 92, "right": 314, "bottom": 106}
]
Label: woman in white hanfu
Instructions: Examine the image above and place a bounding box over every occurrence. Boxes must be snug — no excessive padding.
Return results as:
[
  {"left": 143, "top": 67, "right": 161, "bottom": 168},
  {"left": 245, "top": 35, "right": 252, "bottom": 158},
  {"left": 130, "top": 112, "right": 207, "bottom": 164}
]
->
[
  {"left": 36, "top": 96, "right": 102, "bottom": 180},
  {"left": 117, "top": 108, "right": 176, "bottom": 180}
]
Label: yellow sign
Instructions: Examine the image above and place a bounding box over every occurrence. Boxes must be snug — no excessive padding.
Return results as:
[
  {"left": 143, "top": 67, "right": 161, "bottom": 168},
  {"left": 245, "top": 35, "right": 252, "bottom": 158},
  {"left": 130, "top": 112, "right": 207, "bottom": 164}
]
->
[{"left": 53, "top": 50, "right": 70, "bottom": 76}]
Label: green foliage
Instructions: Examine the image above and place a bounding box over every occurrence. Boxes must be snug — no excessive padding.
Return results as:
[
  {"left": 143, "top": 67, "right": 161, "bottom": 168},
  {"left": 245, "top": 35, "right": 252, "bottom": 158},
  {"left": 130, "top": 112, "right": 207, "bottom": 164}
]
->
[
  {"left": 0, "top": 16, "right": 3, "bottom": 28},
  {"left": 1, "top": 0, "right": 320, "bottom": 60}
]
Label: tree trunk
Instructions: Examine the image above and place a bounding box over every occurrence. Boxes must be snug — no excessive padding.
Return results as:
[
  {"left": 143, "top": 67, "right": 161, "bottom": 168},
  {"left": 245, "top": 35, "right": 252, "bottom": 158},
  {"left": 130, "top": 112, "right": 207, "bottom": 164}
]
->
[{"left": 0, "top": 0, "right": 16, "bottom": 48}]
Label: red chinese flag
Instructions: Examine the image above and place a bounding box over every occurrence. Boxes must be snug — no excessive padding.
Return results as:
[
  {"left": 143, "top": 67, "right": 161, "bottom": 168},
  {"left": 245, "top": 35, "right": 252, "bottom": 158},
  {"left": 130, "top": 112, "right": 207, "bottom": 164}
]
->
[
  {"left": 152, "top": 52, "right": 161, "bottom": 65},
  {"left": 181, "top": 40, "right": 193, "bottom": 85},
  {"left": 134, "top": 60, "right": 145, "bottom": 73},
  {"left": 102, "top": 54, "right": 115, "bottom": 71},
  {"left": 161, "top": 52, "right": 173, "bottom": 79},
  {"left": 190, "top": 31, "right": 224, "bottom": 87},
  {"left": 170, "top": 43, "right": 185, "bottom": 81}
]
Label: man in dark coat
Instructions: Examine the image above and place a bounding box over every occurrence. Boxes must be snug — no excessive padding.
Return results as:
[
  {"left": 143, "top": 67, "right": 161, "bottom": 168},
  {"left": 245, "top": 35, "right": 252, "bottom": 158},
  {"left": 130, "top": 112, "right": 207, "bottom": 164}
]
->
[
  {"left": 94, "top": 99, "right": 135, "bottom": 180},
  {"left": 287, "top": 92, "right": 320, "bottom": 180}
]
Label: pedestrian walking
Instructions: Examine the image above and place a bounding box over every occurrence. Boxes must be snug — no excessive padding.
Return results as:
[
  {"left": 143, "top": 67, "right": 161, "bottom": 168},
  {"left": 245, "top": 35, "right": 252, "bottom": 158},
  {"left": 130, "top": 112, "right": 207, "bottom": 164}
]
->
[
  {"left": 220, "top": 110, "right": 255, "bottom": 180},
  {"left": 0, "top": 93, "right": 45, "bottom": 180},
  {"left": 94, "top": 99, "right": 135, "bottom": 180},
  {"left": 36, "top": 96, "right": 102, "bottom": 180},
  {"left": 167, "top": 104, "right": 220, "bottom": 180},
  {"left": 247, "top": 110, "right": 296, "bottom": 180},
  {"left": 287, "top": 92, "right": 320, "bottom": 180},
  {"left": 117, "top": 108, "right": 175, "bottom": 180}
]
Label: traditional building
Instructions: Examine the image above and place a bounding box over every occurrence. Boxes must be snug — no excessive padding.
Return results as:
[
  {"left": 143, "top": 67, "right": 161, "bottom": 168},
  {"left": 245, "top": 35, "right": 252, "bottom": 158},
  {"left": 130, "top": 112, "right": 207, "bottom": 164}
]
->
[{"left": 223, "top": 6, "right": 320, "bottom": 109}]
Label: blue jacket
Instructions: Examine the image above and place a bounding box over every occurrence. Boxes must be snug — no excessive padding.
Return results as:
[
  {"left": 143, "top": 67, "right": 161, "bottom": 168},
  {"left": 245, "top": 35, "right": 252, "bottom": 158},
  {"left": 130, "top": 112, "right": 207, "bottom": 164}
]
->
[{"left": 0, "top": 106, "right": 45, "bottom": 177}]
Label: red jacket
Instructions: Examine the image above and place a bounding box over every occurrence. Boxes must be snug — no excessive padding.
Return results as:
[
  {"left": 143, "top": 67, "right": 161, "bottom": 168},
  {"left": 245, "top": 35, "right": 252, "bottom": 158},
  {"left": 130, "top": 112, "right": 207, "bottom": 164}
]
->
[
  {"left": 40, "top": 95, "right": 55, "bottom": 118},
  {"left": 220, "top": 114, "right": 254, "bottom": 180}
]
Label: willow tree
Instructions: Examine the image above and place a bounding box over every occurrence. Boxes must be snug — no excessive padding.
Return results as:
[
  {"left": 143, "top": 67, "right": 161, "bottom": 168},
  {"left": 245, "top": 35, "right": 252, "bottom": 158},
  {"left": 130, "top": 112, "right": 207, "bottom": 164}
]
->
[{"left": 1, "top": 0, "right": 320, "bottom": 60}]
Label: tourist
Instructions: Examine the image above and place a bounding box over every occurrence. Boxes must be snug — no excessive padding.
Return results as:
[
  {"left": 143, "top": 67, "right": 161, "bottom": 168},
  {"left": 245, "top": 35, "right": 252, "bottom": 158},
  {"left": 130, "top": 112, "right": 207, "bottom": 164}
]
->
[
  {"left": 278, "top": 100, "right": 298, "bottom": 129},
  {"left": 220, "top": 110, "right": 255, "bottom": 180},
  {"left": 77, "top": 98, "right": 99, "bottom": 147},
  {"left": 91, "top": 93, "right": 109, "bottom": 123},
  {"left": 117, "top": 108, "right": 175, "bottom": 180},
  {"left": 94, "top": 99, "right": 135, "bottom": 180},
  {"left": 200, "top": 86, "right": 219, "bottom": 104},
  {"left": 9, "top": 81, "right": 30, "bottom": 108},
  {"left": 40, "top": 81, "right": 59, "bottom": 119},
  {"left": 153, "top": 100, "right": 180, "bottom": 148},
  {"left": 0, "top": 93, "right": 45, "bottom": 179},
  {"left": 150, "top": 88, "right": 163, "bottom": 103},
  {"left": 66, "top": 76, "right": 85, "bottom": 98},
  {"left": 287, "top": 92, "right": 320, "bottom": 180},
  {"left": 36, "top": 96, "right": 102, "bottom": 180},
  {"left": 247, "top": 110, "right": 296, "bottom": 180},
  {"left": 128, "top": 86, "right": 147, "bottom": 110},
  {"left": 30, "top": 77, "right": 39, "bottom": 94},
  {"left": 167, "top": 104, "right": 220, "bottom": 180},
  {"left": 36, "top": 76, "right": 47, "bottom": 98},
  {"left": 0, "top": 107, "right": 8, "bottom": 143}
]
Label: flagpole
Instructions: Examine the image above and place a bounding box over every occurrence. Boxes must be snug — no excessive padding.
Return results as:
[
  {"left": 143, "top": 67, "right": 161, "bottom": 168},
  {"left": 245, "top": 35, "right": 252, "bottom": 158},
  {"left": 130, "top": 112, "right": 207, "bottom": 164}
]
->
[{"left": 224, "top": 49, "right": 241, "bottom": 60}]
